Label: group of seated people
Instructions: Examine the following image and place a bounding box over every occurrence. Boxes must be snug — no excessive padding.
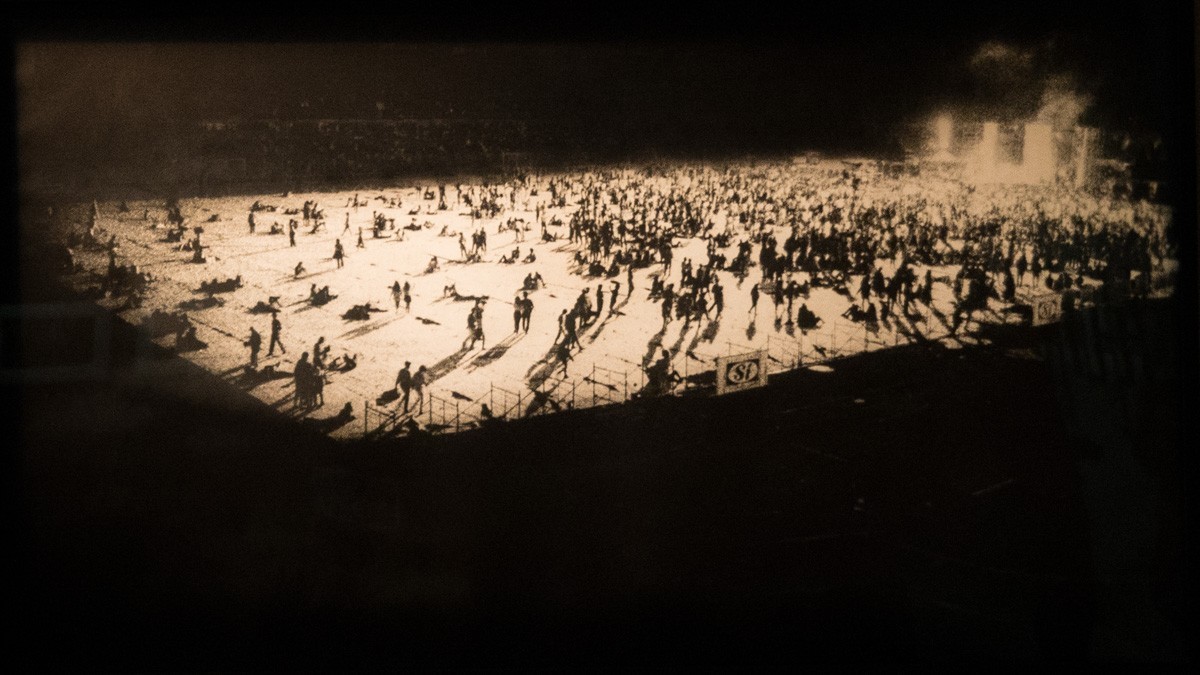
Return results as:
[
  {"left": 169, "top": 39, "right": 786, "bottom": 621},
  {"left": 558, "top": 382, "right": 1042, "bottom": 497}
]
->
[
  {"left": 309, "top": 284, "right": 336, "bottom": 306},
  {"left": 161, "top": 224, "right": 190, "bottom": 244},
  {"left": 143, "top": 308, "right": 190, "bottom": 338},
  {"left": 250, "top": 296, "right": 282, "bottom": 313},
  {"left": 521, "top": 272, "right": 546, "bottom": 291},
  {"left": 175, "top": 323, "right": 208, "bottom": 352},
  {"left": 103, "top": 261, "right": 153, "bottom": 296},
  {"left": 638, "top": 350, "right": 683, "bottom": 398},
  {"left": 342, "top": 302, "right": 386, "bottom": 321},
  {"left": 199, "top": 275, "right": 243, "bottom": 294},
  {"left": 809, "top": 267, "right": 850, "bottom": 291},
  {"left": 327, "top": 353, "right": 357, "bottom": 372},
  {"left": 583, "top": 259, "right": 623, "bottom": 278},
  {"left": 498, "top": 246, "right": 537, "bottom": 264},
  {"left": 443, "top": 283, "right": 489, "bottom": 304},
  {"left": 842, "top": 302, "right": 880, "bottom": 324},
  {"left": 795, "top": 303, "right": 821, "bottom": 329}
]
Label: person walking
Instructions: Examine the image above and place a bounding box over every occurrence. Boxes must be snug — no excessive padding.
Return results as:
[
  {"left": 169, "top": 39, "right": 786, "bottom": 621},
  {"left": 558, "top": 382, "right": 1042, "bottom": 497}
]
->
[
  {"left": 554, "top": 309, "right": 568, "bottom": 343},
  {"left": 411, "top": 366, "right": 427, "bottom": 414},
  {"left": 396, "top": 361, "right": 413, "bottom": 413},
  {"left": 556, "top": 341, "right": 573, "bottom": 376},
  {"left": 268, "top": 312, "right": 285, "bottom": 356},
  {"left": 563, "top": 310, "right": 582, "bottom": 350}
]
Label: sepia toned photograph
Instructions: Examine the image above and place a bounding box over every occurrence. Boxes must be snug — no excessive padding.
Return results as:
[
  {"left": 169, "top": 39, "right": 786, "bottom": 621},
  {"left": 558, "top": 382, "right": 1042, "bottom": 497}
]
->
[{"left": 5, "top": 3, "right": 1196, "bottom": 668}]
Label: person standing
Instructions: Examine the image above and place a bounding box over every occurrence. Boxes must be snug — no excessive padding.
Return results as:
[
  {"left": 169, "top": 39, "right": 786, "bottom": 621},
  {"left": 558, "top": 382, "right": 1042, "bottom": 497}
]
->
[
  {"left": 248, "top": 211, "right": 256, "bottom": 234},
  {"left": 333, "top": 239, "right": 345, "bottom": 268},
  {"left": 396, "top": 361, "right": 413, "bottom": 413},
  {"left": 626, "top": 265, "right": 634, "bottom": 299},
  {"left": 312, "top": 336, "right": 329, "bottom": 370},
  {"left": 474, "top": 303, "right": 487, "bottom": 349},
  {"left": 713, "top": 280, "right": 724, "bottom": 315},
  {"left": 391, "top": 281, "right": 403, "bottom": 310},
  {"left": 520, "top": 292, "right": 534, "bottom": 332},
  {"left": 293, "top": 352, "right": 312, "bottom": 408},
  {"left": 268, "top": 312, "right": 285, "bottom": 356},
  {"left": 595, "top": 284, "right": 605, "bottom": 316},
  {"left": 411, "top": 366, "right": 427, "bottom": 414},
  {"left": 288, "top": 220, "right": 297, "bottom": 247},
  {"left": 750, "top": 282, "right": 759, "bottom": 313},
  {"left": 513, "top": 295, "right": 523, "bottom": 333},
  {"left": 245, "top": 327, "right": 262, "bottom": 367},
  {"left": 564, "top": 310, "right": 581, "bottom": 350}
]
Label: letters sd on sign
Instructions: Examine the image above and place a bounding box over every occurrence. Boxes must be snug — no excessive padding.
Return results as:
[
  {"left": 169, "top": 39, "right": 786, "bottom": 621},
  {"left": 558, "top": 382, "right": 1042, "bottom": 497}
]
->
[
  {"left": 716, "top": 350, "right": 768, "bottom": 395},
  {"left": 1032, "top": 294, "right": 1062, "bottom": 327}
]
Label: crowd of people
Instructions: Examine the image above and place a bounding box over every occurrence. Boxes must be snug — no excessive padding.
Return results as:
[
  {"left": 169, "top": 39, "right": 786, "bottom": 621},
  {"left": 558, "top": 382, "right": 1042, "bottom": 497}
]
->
[
  {"left": 59, "top": 153, "right": 1175, "bottom": 434},
  {"left": 276, "top": 160, "right": 1175, "bottom": 421}
]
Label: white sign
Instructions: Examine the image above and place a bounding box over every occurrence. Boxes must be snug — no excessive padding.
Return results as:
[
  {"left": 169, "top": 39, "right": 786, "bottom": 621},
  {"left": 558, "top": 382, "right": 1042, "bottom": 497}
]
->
[
  {"left": 1032, "top": 293, "right": 1062, "bottom": 326},
  {"left": 715, "top": 351, "right": 768, "bottom": 395}
]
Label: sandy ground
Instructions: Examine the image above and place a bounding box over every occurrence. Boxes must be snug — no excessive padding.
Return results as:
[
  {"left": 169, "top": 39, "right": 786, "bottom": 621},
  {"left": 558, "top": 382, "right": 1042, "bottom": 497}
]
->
[{"left": 43, "top": 164, "right": 1164, "bottom": 438}]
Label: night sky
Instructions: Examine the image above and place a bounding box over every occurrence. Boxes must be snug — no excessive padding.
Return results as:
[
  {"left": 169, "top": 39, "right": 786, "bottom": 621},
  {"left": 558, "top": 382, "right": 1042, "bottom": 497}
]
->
[{"left": 8, "top": 3, "right": 1195, "bottom": 155}]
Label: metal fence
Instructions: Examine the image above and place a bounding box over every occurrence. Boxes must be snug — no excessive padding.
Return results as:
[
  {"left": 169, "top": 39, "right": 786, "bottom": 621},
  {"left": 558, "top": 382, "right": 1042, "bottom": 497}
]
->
[
  {"left": 426, "top": 392, "right": 466, "bottom": 433},
  {"left": 362, "top": 400, "right": 402, "bottom": 438},
  {"left": 360, "top": 290, "right": 1106, "bottom": 438}
]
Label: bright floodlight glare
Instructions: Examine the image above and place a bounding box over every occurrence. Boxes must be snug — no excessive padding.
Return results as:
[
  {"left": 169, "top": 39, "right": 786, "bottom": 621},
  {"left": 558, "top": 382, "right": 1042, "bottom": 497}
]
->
[{"left": 934, "top": 115, "right": 953, "bottom": 153}]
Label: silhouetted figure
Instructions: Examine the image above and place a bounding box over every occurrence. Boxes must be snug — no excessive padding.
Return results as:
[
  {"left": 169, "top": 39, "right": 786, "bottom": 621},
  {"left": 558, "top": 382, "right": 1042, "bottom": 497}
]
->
[
  {"left": 268, "top": 313, "right": 285, "bottom": 355},
  {"left": 245, "top": 327, "right": 262, "bottom": 367},
  {"left": 396, "top": 361, "right": 413, "bottom": 413}
]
